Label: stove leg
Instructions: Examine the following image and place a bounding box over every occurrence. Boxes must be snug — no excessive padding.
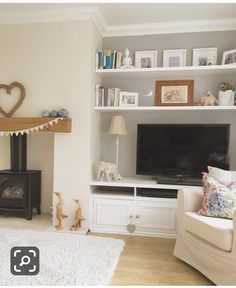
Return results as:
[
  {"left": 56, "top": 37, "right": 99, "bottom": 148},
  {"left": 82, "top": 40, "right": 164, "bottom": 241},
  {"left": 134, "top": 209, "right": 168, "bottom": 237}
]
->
[
  {"left": 26, "top": 209, "right": 32, "bottom": 220},
  {"left": 36, "top": 206, "right": 41, "bottom": 215}
]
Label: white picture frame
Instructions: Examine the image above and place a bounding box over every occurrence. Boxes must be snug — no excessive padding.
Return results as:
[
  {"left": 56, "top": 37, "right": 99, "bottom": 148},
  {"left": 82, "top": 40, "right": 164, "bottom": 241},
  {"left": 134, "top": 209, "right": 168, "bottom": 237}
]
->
[
  {"left": 119, "top": 92, "right": 139, "bottom": 106},
  {"left": 163, "top": 49, "right": 186, "bottom": 67},
  {"left": 222, "top": 49, "right": 236, "bottom": 65},
  {"left": 135, "top": 50, "right": 157, "bottom": 68},
  {"left": 192, "top": 47, "right": 217, "bottom": 66}
]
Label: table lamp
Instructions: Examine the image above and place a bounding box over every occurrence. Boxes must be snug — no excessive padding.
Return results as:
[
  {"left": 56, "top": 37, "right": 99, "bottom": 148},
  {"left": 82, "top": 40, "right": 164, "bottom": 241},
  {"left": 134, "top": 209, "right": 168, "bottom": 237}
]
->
[{"left": 108, "top": 115, "right": 127, "bottom": 170}]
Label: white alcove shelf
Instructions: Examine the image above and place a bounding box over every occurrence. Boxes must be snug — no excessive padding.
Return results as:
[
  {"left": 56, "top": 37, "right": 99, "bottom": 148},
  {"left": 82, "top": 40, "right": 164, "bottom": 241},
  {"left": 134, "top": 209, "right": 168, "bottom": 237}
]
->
[
  {"left": 94, "top": 106, "right": 236, "bottom": 112},
  {"left": 96, "top": 65, "right": 236, "bottom": 79}
]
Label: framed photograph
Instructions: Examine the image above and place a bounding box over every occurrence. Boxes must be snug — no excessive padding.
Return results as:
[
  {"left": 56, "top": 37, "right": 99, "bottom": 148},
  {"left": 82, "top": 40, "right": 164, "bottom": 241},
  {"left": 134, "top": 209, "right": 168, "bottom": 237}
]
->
[
  {"left": 119, "top": 91, "right": 139, "bottom": 106},
  {"left": 155, "top": 80, "right": 194, "bottom": 106},
  {"left": 163, "top": 49, "right": 186, "bottom": 67},
  {"left": 222, "top": 49, "right": 236, "bottom": 65},
  {"left": 135, "top": 50, "right": 157, "bottom": 68},
  {"left": 192, "top": 48, "right": 217, "bottom": 66}
]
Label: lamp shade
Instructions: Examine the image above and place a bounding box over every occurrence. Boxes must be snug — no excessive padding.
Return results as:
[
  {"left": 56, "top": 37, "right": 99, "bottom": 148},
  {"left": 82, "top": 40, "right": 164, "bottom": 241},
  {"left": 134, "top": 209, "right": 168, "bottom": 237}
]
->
[{"left": 108, "top": 115, "right": 127, "bottom": 135}]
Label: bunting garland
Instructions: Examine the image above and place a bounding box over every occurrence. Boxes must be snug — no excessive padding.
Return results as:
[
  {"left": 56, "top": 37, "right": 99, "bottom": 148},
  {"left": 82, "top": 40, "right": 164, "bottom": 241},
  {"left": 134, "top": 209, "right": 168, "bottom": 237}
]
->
[{"left": 0, "top": 117, "right": 62, "bottom": 137}]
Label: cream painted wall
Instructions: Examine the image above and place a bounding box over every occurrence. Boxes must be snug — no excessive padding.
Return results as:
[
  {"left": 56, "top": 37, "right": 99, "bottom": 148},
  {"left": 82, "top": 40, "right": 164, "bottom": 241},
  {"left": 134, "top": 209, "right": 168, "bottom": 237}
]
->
[{"left": 0, "top": 20, "right": 102, "bottom": 226}]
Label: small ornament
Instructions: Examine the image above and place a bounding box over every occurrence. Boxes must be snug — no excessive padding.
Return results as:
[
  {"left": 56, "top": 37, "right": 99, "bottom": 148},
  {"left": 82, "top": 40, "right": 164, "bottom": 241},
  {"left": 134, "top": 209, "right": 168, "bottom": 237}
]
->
[
  {"left": 121, "top": 48, "right": 134, "bottom": 69},
  {"left": 58, "top": 109, "right": 69, "bottom": 118},
  {"left": 42, "top": 110, "right": 50, "bottom": 117},
  {"left": 194, "top": 90, "right": 218, "bottom": 106},
  {"left": 50, "top": 110, "right": 58, "bottom": 117},
  {"left": 127, "top": 214, "right": 136, "bottom": 233},
  {"left": 54, "top": 192, "right": 68, "bottom": 230},
  {"left": 70, "top": 199, "right": 85, "bottom": 231},
  {"left": 127, "top": 223, "right": 136, "bottom": 233}
]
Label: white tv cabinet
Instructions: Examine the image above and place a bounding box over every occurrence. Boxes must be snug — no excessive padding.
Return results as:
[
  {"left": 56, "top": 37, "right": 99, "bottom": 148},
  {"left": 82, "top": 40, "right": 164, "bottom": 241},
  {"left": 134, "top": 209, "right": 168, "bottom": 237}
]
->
[{"left": 89, "top": 177, "right": 200, "bottom": 237}]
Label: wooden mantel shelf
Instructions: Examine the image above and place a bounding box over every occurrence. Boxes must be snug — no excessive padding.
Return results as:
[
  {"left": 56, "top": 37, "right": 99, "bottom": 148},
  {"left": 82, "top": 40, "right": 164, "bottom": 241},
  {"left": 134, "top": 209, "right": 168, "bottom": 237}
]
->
[{"left": 0, "top": 117, "right": 71, "bottom": 133}]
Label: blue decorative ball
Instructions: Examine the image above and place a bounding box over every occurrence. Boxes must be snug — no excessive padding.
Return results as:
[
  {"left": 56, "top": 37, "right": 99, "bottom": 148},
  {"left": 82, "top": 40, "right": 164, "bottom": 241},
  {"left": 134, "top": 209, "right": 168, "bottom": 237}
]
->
[
  {"left": 58, "top": 109, "right": 69, "bottom": 118},
  {"left": 50, "top": 111, "right": 58, "bottom": 117},
  {"left": 42, "top": 111, "right": 50, "bottom": 117}
]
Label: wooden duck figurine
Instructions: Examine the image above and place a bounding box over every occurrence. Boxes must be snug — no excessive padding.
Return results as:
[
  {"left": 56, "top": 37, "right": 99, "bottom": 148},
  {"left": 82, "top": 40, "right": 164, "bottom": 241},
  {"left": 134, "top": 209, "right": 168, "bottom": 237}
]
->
[
  {"left": 70, "top": 199, "right": 85, "bottom": 231},
  {"left": 54, "top": 192, "right": 68, "bottom": 230}
]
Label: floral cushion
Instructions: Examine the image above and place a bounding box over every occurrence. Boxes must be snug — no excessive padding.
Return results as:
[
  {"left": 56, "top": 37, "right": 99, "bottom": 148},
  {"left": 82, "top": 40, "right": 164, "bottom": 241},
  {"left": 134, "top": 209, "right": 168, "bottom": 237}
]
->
[{"left": 199, "top": 173, "right": 236, "bottom": 219}]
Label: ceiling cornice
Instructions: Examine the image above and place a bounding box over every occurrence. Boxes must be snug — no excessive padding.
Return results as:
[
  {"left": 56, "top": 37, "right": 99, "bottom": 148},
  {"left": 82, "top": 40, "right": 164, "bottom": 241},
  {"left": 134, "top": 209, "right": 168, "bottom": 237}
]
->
[
  {"left": 104, "top": 18, "right": 236, "bottom": 37},
  {"left": 0, "top": 6, "right": 235, "bottom": 37},
  {"left": 0, "top": 6, "right": 107, "bottom": 35}
]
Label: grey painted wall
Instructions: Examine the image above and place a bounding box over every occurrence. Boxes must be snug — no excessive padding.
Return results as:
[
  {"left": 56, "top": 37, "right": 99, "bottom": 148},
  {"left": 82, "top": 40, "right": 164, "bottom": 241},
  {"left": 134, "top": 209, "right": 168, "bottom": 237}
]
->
[
  {"left": 100, "top": 31, "right": 236, "bottom": 177},
  {"left": 103, "top": 31, "right": 236, "bottom": 67}
]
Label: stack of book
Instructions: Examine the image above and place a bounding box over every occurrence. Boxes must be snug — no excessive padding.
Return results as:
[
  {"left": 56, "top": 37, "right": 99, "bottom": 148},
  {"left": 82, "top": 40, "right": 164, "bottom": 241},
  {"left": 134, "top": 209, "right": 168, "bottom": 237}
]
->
[
  {"left": 96, "top": 49, "right": 123, "bottom": 69},
  {"left": 95, "top": 85, "right": 121, "bottom": 106}
]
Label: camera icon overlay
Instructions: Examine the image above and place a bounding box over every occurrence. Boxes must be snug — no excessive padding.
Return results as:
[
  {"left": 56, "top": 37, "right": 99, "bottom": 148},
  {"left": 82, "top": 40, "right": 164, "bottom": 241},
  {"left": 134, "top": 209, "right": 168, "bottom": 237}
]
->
[{"left": 11, "top": 247, "right": 40, "bottom": 276}]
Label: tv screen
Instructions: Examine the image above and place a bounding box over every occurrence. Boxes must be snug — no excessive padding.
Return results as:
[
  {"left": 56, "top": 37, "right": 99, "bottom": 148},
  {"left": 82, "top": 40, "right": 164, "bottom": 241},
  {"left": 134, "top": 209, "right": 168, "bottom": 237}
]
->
[{"left": 136, "top": 124, "right": 230, "bottom": 178}]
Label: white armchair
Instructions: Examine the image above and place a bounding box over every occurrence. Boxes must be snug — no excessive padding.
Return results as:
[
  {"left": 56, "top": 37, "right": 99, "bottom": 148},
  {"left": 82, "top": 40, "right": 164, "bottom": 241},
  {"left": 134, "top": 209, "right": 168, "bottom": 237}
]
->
[{"left": 174, "top": 188, "right": 236, "bottom": 285}]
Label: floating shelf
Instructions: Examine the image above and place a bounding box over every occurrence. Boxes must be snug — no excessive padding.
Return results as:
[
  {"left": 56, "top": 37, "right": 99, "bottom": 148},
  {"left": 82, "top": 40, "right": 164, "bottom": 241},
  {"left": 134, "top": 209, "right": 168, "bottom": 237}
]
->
[
  {"left": 0, "top": 117, "right": 72, "bottom": 133},
  {"left": 94, "top": 106, "right": 236, "bottom": 112},
  {"left": 96, "top": 65, "right": 236, "bottom": 78}
]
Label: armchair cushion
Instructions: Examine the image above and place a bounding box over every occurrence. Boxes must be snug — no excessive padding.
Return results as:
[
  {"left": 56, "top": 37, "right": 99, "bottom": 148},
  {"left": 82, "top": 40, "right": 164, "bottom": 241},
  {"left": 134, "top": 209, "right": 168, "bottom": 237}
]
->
[
  {"left": 184, "top": 211, "right": 233, "bottom": 251},
  {"left": 199, "top": 173, "right": 236, "bottom": 219},
  {"left": 208, "top": 166, "right": 236, "bottom": 186}
]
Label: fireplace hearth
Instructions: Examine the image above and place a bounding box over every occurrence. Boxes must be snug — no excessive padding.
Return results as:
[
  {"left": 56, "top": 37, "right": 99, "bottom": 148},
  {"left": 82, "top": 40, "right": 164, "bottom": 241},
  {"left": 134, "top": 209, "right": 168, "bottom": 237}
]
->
[{"left": 0, "top": 134, "right": 41, "bottom": 220}]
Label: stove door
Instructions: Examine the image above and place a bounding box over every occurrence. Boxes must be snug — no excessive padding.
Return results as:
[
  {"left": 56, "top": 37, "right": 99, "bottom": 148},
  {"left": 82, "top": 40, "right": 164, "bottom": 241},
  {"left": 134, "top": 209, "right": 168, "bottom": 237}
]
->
[{"left": 0, "top": 175, "right": 27, "bottom": 208}]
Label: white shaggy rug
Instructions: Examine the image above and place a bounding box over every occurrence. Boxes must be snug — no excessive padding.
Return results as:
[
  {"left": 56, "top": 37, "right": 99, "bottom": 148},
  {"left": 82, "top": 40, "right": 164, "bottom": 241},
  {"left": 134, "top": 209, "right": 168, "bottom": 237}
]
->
[{"left": 0, "top": 228, "right": 124, "bottom": 285}]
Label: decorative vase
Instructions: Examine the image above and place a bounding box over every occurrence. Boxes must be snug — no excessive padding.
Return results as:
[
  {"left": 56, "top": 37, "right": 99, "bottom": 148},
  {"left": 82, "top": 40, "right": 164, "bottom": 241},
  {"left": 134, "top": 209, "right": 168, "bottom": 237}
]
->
[{"left": 218, "top": 90, "right": 235, "bottom": 106}]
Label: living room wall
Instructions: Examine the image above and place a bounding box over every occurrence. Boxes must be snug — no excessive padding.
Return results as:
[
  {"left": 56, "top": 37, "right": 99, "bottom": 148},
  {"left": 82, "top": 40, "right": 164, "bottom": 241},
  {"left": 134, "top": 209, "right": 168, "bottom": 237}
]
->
[{"left": 0, "top": 20, "right": 101, "bottom": 227}]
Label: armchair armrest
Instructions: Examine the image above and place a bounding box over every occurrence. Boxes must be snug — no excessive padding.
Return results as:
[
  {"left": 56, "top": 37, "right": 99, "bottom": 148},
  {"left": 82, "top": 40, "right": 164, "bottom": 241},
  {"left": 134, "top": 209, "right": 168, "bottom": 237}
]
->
[
  {"left": 232, "top": 211, "right": 236, "bottom": 253},
  {"left": 178, "top": 187, "right": 203, "bottom": 214}
]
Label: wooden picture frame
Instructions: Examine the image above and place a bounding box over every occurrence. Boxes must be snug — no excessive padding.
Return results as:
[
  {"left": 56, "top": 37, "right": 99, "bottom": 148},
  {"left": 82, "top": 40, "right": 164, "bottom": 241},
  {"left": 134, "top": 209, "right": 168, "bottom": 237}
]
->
[{"left": 155, "top": 80, "right": 194, "bottom": 106}]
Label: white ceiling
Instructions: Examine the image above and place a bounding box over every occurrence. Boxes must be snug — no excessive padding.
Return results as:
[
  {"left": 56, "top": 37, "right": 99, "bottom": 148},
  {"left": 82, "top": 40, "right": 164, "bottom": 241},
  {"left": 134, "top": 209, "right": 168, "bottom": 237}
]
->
[
  {"left": 0, "top": 3, "right": 235, "bottom": 26},
  {"left": 98, "top": 3, "right": 236, "bottom": 25}
]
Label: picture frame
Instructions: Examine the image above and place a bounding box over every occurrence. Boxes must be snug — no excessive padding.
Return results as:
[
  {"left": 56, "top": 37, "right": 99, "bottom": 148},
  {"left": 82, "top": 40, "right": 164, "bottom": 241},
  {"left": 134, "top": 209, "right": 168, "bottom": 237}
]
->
[
  {"left": 135, "top": 50, "right": 157, "bottom": 68},
  {"left": 119, "top": 91, "right": 139, "bottom": 106},
  {"left": 222, "top": 49, "right": 236, "bottom": 65},
  {"left": 163, "top": 49, "right": 186, "bottom": 67},
  {"left": 192, "top": 48, "right": 217, "bottom": 66},
  {"left": 155, "top": 80, "right": 194, "bottom": 106}
]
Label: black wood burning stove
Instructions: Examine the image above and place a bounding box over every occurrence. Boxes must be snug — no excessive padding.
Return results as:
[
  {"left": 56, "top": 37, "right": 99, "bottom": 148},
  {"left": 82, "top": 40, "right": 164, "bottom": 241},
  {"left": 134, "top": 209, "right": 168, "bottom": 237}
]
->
[{"left": 0, "top": 134, "right": 41, "bottom": 220}]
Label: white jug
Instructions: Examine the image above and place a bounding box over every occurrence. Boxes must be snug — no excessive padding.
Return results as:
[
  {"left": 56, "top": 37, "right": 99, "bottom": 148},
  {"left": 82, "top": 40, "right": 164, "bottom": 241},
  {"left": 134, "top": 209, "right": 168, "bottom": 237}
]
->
[{"left": 218, "top": 90, "right": 235, "bottom": 106}]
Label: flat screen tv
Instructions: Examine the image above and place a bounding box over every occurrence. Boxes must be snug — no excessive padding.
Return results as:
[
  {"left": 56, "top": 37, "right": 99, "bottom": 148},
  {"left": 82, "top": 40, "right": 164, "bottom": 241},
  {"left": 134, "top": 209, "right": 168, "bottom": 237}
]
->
[{"left": 136, "top": 124, "right": 230, "bottom": 180}]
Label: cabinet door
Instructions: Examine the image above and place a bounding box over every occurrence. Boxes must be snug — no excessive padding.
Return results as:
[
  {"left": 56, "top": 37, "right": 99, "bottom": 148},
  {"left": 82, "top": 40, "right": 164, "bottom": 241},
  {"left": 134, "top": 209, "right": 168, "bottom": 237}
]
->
[
  {"left": 136, "top": 199, "right": 177, "bottom": 235},
  {"left": 91, "top": 198, "right": 134, "bottom": 233}
]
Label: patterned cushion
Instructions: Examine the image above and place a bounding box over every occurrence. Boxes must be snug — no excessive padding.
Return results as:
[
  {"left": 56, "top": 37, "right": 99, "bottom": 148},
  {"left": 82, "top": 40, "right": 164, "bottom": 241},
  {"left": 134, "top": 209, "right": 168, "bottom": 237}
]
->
[{"left": 199, "top": 173, "right": 236, "bottom": 219}]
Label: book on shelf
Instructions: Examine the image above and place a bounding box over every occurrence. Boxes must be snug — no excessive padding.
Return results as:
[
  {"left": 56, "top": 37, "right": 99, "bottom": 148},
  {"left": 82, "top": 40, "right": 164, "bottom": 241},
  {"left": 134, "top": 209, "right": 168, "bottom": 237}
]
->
[
  {"left": 96, "top": 49, "right": 122, "bottom": 70},
  {"left": 95, "top": 85, "right": 121, "bottom": 106}
]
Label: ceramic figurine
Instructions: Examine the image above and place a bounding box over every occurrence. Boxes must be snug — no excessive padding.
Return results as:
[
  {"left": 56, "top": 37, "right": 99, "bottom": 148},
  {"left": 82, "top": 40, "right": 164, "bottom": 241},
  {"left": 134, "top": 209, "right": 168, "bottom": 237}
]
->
[
  {"left": 50, "top": 110, "right": 58, "bottom": 117},
  {"left": 121, "top": 48, "right": 134, "bottom": 69},
  {"left": 58, "top": 109, "right": 69, "bottom": 118},
  {"left": 54, "top": 192, "right": 68, "bottom": 230},
  {"left": 70, "top": 199, "right": 85, "bottom": 231},
  {"left": 194, "top": 90, "right": 218, "bottom": 106},
  {"left": 42, "top": 110, "right": 50, "bottom": 117},
  {"left": 97, "top": 161, "right": 121, "bottom": 182}
]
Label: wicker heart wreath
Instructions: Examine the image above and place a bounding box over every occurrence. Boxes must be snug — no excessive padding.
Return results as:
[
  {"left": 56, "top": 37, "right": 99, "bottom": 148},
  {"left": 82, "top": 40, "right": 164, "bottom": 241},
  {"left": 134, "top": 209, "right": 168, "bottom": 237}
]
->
[{"left": 0, "top": 82, "right": 25, "bottom": 117}]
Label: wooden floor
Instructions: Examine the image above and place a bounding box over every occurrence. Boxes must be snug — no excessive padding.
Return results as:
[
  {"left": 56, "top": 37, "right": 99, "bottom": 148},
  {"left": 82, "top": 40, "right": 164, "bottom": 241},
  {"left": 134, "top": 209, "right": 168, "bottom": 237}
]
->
[
  {"left": 1, "top": 215, "right": 212, "bottom": 285},
  {"left": 93, "top": 233, "right": 213, "bottom": 286}
]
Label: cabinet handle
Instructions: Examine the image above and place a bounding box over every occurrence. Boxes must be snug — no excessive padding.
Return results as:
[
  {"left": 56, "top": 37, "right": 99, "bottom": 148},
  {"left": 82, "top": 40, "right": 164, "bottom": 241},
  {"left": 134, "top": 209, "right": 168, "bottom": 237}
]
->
[
  {"left": 129, "top": 215, "right": 133, "bottom": 219},
  {"left": 136, "top": 214, "right": 140, "bottom": 219}
]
